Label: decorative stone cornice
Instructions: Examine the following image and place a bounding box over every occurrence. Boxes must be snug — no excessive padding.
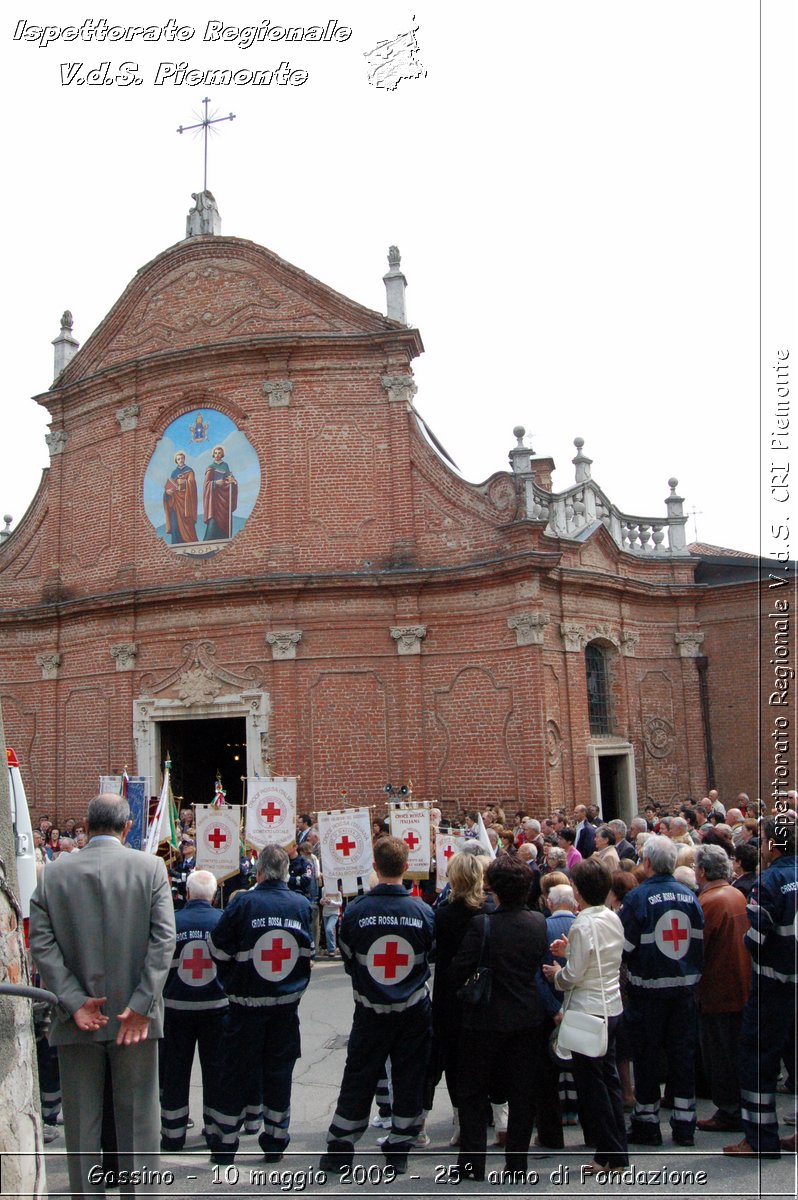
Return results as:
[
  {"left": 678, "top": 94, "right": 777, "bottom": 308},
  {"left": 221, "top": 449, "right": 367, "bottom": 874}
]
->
[
  {"left": 381, "top": 375, "right": 418, "bottom": 405},
  {"left": 110, "top": 642, "right": 138, "bottom": 672},
  {"left": 37, "top": 652, "right": 61, "bottom": 680},
  {"left": 266, "top": 630, "right": 303, "bottom": 661},
  {"left": 391, "top": 625, "right": 427, "bottom": 655},
  {"left": 116, "top": 404, "right": 140, "bottom": 432},
  {"left": 508, "top": 611, "right": 549, "bottom": 647},
  {"left": 262, "top": 380, "right": 294, "bottom": 408},
  {"left": 675, "top": 631, "right": 705, "bottom": 658},
  {"left": 620, "top": 631, "right": 640, "bottom": 657},
  {"left": 45, "top": 430, "right": 67, "bottom": 457},
  {"left": 560, "top": 623, "right": 588, "bottom": 653}
]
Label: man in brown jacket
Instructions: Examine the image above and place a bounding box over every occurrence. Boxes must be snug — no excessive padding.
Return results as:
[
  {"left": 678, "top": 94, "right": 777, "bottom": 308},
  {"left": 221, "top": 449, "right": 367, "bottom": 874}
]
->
[{"left": 694, "top": 843, "right": 750, "bottom": 1133}]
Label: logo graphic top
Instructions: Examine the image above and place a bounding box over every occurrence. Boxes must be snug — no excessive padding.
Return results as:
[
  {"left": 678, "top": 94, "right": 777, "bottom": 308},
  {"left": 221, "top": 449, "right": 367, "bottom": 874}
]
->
[
  {"left": 253, "top": 929, "right": 299, "bottom": 981},
  {"left": 203, "top": 823, "right": 231, "bottom": 854},
  {"left": 654, "top": 911, "right": 692, "bottom": 960},
  {"left": 178, "top": 939, "right": 217, "bottom": 987},
  {"left": 253, "top": 793, "right": 291, "bottom": 836},
  {"left": 366, "top": 935, "right": 414, "bottom": 985},
  {"left": 330, "top": 825, "right": 365, "bottom": 861}
]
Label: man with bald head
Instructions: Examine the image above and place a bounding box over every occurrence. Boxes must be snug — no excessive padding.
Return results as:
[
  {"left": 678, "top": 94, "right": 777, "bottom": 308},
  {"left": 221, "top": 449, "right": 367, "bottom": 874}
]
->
[{"left": 30, "top": 793, "right": 176, "bottom": 1198}]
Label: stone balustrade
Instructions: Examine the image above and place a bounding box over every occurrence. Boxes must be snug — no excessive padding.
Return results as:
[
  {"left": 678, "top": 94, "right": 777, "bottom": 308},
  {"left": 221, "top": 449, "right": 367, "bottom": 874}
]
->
[{"left": 510, "top": 431, "right": 689, "bottom": 556}]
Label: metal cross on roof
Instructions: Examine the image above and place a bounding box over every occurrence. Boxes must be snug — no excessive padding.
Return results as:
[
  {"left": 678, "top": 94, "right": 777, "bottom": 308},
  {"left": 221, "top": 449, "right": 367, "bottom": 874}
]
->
[{"left": 177, "top": 98, "right": 236, "bottom": 192}]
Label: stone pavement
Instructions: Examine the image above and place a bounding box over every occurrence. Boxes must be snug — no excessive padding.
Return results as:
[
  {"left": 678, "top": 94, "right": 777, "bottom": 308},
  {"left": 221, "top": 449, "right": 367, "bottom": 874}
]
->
[{"left": 42, "top": 956, "right": 796, "bottom": 1197}]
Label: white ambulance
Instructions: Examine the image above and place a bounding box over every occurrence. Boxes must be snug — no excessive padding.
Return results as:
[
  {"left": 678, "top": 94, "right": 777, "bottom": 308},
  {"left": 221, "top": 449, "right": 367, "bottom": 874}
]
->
[{"left": 7, "top": 747, "right": 37, "bottom": 934}]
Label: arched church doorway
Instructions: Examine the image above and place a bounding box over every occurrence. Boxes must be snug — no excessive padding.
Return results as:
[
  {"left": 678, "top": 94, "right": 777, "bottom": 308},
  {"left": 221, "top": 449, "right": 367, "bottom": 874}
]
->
[{"left": 158, "top": 716, "right": 246, "bottom": 808}]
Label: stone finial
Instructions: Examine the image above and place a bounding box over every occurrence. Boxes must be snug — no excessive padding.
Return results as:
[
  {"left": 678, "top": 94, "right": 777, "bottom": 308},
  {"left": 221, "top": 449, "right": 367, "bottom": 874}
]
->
[
  {"left": 391, "top": 625, "right": 427, "bottom": 655},
  {"left": 186, "top": 190, "right": 221, "bottom": 238},
  {"left": 52, "top": 311, "right": 79, "bottom": 381},
  {"left": 0, "top": 514, "right": 12, "bottom": 543},
  {"left": 37, "top": 652, "right": 62, "bottom": 680},
  {"left": 572, "top": 437, "right": 593, "bottom": 484},
  {"left": 266, "top": 631, "right": 302, "bottom": 661},
  {"left": 509, "top": 425, "right": 534, "bottom": 475},
  {"left": 110, "top": 643, "right": 138, "bottom": 672},
  {"left": 263, "top": 380, "right": 294, "bottom": 408},
  {"left": 383, "top": 245, "right": 408, "bottom": 324},
  {"left": 665, "top": 478, "right": 687, "bottom": 551}
]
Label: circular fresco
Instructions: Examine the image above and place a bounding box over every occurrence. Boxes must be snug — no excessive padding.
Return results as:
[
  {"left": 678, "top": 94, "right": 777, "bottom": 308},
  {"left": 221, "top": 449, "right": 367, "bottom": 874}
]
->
[{"left": 143, "top": 409, "right": 261, "bottom": 557}]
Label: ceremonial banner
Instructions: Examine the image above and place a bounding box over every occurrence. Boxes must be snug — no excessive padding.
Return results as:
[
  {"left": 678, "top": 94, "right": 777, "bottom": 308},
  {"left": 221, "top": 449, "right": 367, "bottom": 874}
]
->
[
  {"left": 435, "top": 833, "right": 466, "bottom": 891},
  {"left": 145, "top": 763, "right": 179, "bottom": 854},
  {"left": 246, "top": 777, "right": 297, "bottom": 849},
  {"left": 195, "top": 803, "right": 241, "bottom": 882},
  {"left": 100, "top": 774, "right": 148, "bottom": 851},
  {"left": 389, "top": 806, "right": 431, "bottom": 879},
  {"left": 317, "top": 807, "right": 373, "bottom": 897}
]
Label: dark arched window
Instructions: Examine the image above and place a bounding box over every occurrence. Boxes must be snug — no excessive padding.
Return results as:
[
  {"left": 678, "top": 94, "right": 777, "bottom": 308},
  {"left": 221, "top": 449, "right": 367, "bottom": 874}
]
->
[{"left": 585, "top": 642, "right": 611, "bottom": 735}]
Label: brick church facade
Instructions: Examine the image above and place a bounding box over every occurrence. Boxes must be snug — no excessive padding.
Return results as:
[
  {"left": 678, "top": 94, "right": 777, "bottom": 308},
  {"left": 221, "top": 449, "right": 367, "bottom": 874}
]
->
[{"left": 0, "top": 194, "right": 788, "bottom": 822}]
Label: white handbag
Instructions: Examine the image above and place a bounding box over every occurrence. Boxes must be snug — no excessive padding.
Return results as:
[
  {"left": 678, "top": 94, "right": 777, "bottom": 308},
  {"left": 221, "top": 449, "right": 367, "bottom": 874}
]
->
[{"left": 554, "top": 916, "right": 609, "bottom": 1060}]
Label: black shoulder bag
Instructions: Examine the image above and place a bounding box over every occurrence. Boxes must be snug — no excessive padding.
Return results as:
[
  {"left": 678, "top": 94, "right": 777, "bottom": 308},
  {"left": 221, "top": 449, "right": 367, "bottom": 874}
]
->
[{"left": 456, "top": 915, "right": 492, "bottom": 1006}]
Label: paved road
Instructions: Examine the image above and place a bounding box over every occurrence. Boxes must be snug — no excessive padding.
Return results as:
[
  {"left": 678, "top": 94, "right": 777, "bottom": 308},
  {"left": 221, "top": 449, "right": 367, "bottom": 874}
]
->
[{"left": 43, "top": 956, "right": 796, "bottom": 1198}]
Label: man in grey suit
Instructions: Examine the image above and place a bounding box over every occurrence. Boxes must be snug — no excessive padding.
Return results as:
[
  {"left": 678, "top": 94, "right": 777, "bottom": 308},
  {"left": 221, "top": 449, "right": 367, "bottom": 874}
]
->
[{"left": 30, "top": 793, "right": 176, "bottom": 1197}]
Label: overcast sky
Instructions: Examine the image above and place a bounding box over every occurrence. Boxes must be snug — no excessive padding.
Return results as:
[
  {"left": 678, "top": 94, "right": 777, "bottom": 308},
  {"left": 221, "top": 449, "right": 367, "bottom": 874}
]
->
[{"left": 1, "top": 2, "right": 785, "bottom": 555}]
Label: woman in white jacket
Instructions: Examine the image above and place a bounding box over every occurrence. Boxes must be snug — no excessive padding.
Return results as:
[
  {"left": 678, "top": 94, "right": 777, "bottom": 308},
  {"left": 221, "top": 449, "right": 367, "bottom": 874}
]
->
[{"left": 542, "top": 856, "right": 629, "bottom": 1173}]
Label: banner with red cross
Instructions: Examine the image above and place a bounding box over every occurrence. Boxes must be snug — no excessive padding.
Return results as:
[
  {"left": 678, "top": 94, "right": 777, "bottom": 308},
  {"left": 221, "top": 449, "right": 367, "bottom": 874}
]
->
[
  {"left": 195, "top": 803, "right": 241, "bottom": 882},
  {"left": 389, "top": 806, "right": 432, "bottom": 879},
  {"left": 177, "top": 938, "right": 218, "bottom": 988},
  {"left": 317, "top": 807, "right": 374, "bottom": 897},
  {"left": 245, "top": 777, "right": 297, "bottom": 850},
  {"left": 435, "top": 833, "right": 466, "bottom": 891}
]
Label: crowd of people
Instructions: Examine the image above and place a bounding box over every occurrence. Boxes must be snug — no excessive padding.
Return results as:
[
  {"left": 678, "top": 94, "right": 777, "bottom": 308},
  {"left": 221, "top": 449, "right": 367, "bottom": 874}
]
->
[{"left": 27, "top": 786, "right": 798, "bottom": 1191}]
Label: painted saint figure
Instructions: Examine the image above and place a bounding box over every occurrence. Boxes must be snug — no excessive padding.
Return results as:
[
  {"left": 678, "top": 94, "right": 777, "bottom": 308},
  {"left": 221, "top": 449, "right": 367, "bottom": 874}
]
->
[
  {"left": 203, "top": 445, "right": 238, "bottom": 541},
  {"left": 163, "top": 451, "right": 198, "bottom": 544}
]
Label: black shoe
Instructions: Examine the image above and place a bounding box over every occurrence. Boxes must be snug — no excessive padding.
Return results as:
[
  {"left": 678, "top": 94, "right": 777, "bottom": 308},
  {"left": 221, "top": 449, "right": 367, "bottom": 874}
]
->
[
  {"left": 210, "top": 1152, "right": 235, "bottom": 1165},
  {"left": 383, "top": 1157, "right": 408, "bottom": 1175},
  {"left": 672, "top": 1133, "right": 695, "bottom": 1147},
  {"left": 262, "top": 1152, "right": 284, "bottom": 1164},
  {"left": 319, "top": 1153, "right": 353, "bottom": 1174},
  {"left": 161, "top": 1140, "right": 185, "bottom": 1153},
  {"left": 457, "top": 1159, "right": 485, "bottom": 1182},
  {"left": 626, "top": 1126, "right": 663, "bottom": 1146}
]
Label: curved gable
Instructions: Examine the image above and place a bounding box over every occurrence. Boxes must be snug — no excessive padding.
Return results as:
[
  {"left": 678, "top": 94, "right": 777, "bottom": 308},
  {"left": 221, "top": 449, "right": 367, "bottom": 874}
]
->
[{"left": 56, "top": 236, "right": 403, "bottom": 387}]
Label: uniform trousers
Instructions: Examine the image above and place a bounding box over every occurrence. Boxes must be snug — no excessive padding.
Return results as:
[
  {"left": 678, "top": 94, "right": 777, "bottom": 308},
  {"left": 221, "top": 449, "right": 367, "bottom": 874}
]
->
[
  {"left": 326, "top": 998, "right": 431, "bottom": 1166},
  {"left": 59, "top": 1040, "right": 160, "bottom": 1199},
  {"left": 159, "top": 1008, "right": 226, "bottom": 1149},
  {"left": 206, "top": 1002, "right": 301, "bottom": 1159},
  {"left": 626, "top": 989, "right": 698, "bottom": 1142},
  {"left": 569, "top": 1013, "right": 628, "bottom": 1168},
  {"left": 739, "top": 978, "right": 797, "bottom": 1154}
]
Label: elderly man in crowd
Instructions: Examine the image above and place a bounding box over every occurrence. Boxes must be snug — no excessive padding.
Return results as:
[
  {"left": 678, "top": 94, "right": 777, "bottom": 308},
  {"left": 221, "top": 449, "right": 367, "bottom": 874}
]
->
[
  {"left": 593, "top": 826, "right": 621, "bottom": 873},
  {"left": 693, "top": 844, "right": 750, "bottom": 1134}
]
